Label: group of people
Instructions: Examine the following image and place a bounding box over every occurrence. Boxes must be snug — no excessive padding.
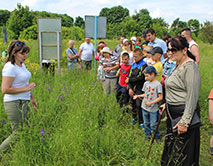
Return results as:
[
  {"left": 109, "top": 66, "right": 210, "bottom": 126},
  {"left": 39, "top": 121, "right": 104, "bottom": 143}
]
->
[
  {"left": 0, "top": 26, "right": 212, "bottom": 166},
  {"left": 92, "top": 28, "right": 203, "bottom": 165}
]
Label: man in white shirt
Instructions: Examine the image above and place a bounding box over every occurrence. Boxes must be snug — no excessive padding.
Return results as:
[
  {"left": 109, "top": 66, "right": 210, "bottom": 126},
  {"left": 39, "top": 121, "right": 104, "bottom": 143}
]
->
[
  {"left": 78, "top": 37, "right": 95, "bottom": 70},
  {"left": 181, "top": 28, "right": 200, "bottom": 65}
]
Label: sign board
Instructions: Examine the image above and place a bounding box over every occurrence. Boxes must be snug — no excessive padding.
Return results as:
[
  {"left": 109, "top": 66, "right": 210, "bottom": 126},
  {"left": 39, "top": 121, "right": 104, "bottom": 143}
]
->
[
  {"left": 2, "top": 28, "right": 8, "bottom": 43},
  {"left": 85, "top": 16, "right": 106, "bottom": 38},
  {"left": 37, "top": 17, "right": 62, "bottom": 73}
]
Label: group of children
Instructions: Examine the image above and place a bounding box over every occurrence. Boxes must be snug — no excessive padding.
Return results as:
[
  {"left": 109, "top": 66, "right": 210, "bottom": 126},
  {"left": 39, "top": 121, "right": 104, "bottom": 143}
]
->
[{"left": 97, "top": 42, "right": 177, "bottom": 142}]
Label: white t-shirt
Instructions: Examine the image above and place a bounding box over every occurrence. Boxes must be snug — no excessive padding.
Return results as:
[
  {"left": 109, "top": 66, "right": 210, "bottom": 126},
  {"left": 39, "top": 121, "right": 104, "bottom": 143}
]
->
[
  {"left": 189, "top": 40, "right": 199, "bottom": 51},
  {"left": 2, "top": 62, "right": 31, "bottom": 102},
  {"left": 80, "top": 42, "right": 94, "bottom": 61}
]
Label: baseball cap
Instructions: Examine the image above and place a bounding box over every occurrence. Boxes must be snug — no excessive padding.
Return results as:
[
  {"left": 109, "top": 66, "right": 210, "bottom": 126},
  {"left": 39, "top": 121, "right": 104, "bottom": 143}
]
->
[
  {"left": 148, "top": 46, "right": 163, "bottom": 55},
  {"left": 144, "top": 66, "right": 159, "bottom": 75}
]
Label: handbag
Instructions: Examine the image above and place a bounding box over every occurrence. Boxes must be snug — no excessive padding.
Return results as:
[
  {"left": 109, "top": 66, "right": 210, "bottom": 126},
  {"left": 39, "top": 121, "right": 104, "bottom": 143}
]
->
[{"left": 166, "top": 104, "right": 202, "bottom": 133}]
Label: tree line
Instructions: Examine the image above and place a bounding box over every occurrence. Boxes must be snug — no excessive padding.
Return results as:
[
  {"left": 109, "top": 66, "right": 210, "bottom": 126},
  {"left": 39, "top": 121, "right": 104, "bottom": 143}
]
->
[{"left": 0, "top": 4, "right": 212, "bottom": 44}]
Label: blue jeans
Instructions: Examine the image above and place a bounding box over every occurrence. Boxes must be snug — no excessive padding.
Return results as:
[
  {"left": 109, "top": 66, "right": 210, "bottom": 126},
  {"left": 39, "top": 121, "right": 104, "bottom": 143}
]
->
[
  {"left": 142, "top": 109, "right": 160, "bottom": 139},
  {"left": 68, "top": 62, "right": 77, "bottom": 71}
]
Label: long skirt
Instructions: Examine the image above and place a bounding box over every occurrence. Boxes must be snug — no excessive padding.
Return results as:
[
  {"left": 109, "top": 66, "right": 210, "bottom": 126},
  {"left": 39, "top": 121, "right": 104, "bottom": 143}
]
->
[{"left": 161, "top": 104, "right": 200, "bottom": 166}]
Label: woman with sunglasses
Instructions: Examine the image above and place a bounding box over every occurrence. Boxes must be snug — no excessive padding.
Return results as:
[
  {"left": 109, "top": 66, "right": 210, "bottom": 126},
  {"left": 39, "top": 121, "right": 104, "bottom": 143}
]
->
[
  {"left": 160, "top": 36, "right": 201, "bottom": 166},
  {"left": 0, "top": 40, "right": 36, "bottom": 153}
]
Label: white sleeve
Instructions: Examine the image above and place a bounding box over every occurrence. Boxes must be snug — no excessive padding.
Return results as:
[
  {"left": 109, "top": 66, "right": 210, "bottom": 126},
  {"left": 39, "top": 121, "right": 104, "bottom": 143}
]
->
[
  {"left": 80, "top": 43, "right": 84, "bottom": 50},
  {"left": 2, "top": 63, "right": 16, "bottom": 77}
]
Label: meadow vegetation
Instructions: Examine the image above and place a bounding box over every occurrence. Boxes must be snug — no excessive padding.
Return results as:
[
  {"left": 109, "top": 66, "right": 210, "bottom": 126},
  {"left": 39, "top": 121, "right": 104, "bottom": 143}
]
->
[{"left": 0, "top": 39, "right": 212, "bottom": 165}]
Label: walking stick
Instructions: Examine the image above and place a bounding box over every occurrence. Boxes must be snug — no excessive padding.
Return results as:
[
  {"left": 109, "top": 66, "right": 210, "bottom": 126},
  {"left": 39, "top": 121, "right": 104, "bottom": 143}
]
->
[{"left": 146, "top": 110, "right": 162, "bottom": 159}]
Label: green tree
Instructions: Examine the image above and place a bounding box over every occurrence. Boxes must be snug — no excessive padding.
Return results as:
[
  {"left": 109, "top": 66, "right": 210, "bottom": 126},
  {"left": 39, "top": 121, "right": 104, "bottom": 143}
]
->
[
  {"left": 74, "top": 16, "right": 85, "bottom": 28},
  {"left": 200, "top": 21, "right": 213, "bottom": 44},
  {"left": 152, "top": 17, "right": 169, "bottom": 38},
  {"left": 0, "top": 9, "right": 10, "bottom": 26},
  {"left": 170, "top": 18, "right": 187, "bottom": 35},
  {"left": 61, "top": 14, "right": 73, "bottom": 27},
  {"left": 19, "top": 24, "right": 37, "bottom": 40},
  {"left": 187, "top": 19, "right": 200, "bottom": 36},
  {"left": 119, "top": 17, "right": 140, "bottom": 38},
  {"left": 7, "top": 4, "right": 34, "bottom": 39},
  {"left": 132, "top": 9, "right": 152, "bottom": 30},
  {"left": 99, "top": 5, "right": 129, "bottom": 24}
]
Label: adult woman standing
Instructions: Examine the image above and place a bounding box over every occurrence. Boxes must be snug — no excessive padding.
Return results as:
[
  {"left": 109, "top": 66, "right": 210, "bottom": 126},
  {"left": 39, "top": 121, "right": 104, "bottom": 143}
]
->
[
  {"left": 0, "top": 40, "right": 36, "bottom": 152},
  {"left": 161, "top": 36, "right": 201, "bottom": 166}
]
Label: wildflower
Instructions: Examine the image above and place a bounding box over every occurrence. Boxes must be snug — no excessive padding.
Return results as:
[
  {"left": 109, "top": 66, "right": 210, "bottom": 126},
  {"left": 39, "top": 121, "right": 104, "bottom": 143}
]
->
[
  {"left": 92, "top": 101, "right": 94, "bottom": 105},
  {"left": 63, "top": 85, "right": 66, "bottom": 90},
  {"left": 92, "top": 81, "right": 95, "bottom": 85},
  {"left": 40, "top": 128, "right": 45, "bottom": 138},
  {"left": 0, "top": 120, "right": 7, "bottom": 125},
  {"left": 84, "top": 93, "right": 88, "bottom": 97},
  {"left": 65, "top": 93, "right": 69, "bottom": 96},
  {"left": 58, "top": 95, "right": 64, "bottom": 100},
  {"left": 48, "top": 87, "right": 51, "bottom": 91}
]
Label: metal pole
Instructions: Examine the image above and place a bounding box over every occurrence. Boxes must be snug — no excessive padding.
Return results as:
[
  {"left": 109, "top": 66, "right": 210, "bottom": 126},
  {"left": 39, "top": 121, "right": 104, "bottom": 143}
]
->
[
  {"left": 57, "top": 32, "right": 60, "bottom": 74},
  {"left": 39, "top": 32, "right": 42, "bottom": 69},
  {"left": 94, "top": 16, "right": 97, "bottom": 75}
]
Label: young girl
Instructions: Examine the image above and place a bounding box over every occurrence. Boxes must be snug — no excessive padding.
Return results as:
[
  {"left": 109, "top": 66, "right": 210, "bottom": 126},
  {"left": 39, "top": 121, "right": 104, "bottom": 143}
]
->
[
  {"left": 99, "top": 47, "right": 119, "bottom": 95},
  {"left": 0, "top": 40, "right": 36, "bottom": 153}
]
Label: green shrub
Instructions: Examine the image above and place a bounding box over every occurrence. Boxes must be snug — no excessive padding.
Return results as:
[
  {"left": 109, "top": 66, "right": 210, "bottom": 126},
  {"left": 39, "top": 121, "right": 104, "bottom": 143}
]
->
[
  {"left": 62, "top": 26, "right": 84, "bottom": 40},
  {"left": 19, "top": 24, "right": 38, "bottom": 40}
]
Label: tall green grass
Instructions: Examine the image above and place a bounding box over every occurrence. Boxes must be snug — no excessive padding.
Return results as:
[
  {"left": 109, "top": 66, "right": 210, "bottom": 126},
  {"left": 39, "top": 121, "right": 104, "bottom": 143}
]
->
[{"left": 0, "top": 39, "right": 212, "bottom": 165}]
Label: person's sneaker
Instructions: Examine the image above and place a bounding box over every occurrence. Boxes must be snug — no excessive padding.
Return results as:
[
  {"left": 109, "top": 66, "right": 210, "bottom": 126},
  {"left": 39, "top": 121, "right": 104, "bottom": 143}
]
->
[
  {"left": 131, "top": 118, "right": 136, "bottom": 125},
  {"left": 139, "top": 123, "right": 144, "bottom": 128},
  {"left": 210, "top": 147, "right": 213, "bottom": 155}
]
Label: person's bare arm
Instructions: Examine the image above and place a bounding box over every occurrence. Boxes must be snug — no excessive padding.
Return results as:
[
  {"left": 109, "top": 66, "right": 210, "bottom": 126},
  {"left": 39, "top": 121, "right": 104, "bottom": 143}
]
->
[
  {"left": 1, "top": 76, "right": 35, "bottom": 94},
  {"left": 67, "top": 53, "right": 78, "bottom": 60},
  {"left": 190, "top": 45, "right": 200, "bottom": 65},
  {"left": 209, "top": 99, "right": 213, "bottom": 125}
]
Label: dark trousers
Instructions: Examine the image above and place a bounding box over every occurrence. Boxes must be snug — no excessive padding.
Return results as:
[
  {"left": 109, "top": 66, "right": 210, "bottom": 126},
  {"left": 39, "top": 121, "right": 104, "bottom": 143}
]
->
[
  {"left": 130, "top": 90, "right": 143, "bottom": 124},
  {"left": 116, "top": 84, "right": 129, "bottom": 108}
]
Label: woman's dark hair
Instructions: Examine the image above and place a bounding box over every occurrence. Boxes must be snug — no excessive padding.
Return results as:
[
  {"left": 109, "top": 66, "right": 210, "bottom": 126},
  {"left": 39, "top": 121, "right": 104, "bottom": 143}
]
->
[
  {"left": 169, "top": 36, "right": 196, "bottom": 61},
  {"left": 7, "top": 40, "right": 30, "bottom": 64}
]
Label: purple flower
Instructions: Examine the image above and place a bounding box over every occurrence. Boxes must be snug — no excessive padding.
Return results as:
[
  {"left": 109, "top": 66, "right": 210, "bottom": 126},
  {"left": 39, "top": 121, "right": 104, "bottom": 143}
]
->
[
  {"left": 65, "top": 93, "right": 69, "bottom": 96},
  {"left": 92, "top": 81, "right": 95, "bottom": 85},
  {"left": 40, "top": 128, "right": 45, "bottom": 138},
  {"left": 48, "top": 87, "right": 51, "bottom": 91},
  {"left": 63, "top": 86, "right": 66, "bottom": 90},
  {"left": 1, "top": 120, "right": 7, "bottom": 125},
  {"left": 107, "top": 109, "right": 110, "bottom": 112},
  {"left": 58, "top": 95, "right": 64, "bottom": 100},
  {"left": 84, "top": 93, "right": 88, "bottom": 97},
  {"left": 92, "top": 101, "right": 94, "bottom": 105}
]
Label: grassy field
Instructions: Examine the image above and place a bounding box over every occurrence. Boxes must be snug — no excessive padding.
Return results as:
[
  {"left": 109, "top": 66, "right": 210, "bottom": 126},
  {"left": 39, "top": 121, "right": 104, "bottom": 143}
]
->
[{"left": 0, "top": 39, "right": 212, "bottom": 165}]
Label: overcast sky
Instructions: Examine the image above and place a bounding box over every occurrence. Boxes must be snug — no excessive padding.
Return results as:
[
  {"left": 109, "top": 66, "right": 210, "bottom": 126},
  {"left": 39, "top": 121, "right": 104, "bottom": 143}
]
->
[{"left": 0, "top": 0, "right": 212, "bottom": 24}]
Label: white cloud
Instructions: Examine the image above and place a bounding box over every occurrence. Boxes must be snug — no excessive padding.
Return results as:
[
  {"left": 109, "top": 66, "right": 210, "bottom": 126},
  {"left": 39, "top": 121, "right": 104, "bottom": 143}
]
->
[
  {"left": 150, "top": 8, "right": 161, "bottom": 18},
  {"left": 21, "top": 0, "right": 39, "bottom": 7}
]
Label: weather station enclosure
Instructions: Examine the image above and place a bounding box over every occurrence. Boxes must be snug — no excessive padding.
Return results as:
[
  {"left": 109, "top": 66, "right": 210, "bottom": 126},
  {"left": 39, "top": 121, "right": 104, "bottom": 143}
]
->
[
  {"left": 85, "top": 16, "right": 107, "bottom": 74},
  {"left": 37, "top": 18, "right": 62, "bottom": 73}
]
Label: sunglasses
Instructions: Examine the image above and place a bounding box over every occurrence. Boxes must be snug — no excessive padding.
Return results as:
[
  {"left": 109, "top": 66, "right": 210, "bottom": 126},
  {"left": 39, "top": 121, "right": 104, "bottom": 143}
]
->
[
  {"left": 167, "top": 48, "right": 178, "bottom": 53},
  {"left": 15, "top": 41, "right": 26, "bottom": 47}
]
